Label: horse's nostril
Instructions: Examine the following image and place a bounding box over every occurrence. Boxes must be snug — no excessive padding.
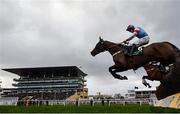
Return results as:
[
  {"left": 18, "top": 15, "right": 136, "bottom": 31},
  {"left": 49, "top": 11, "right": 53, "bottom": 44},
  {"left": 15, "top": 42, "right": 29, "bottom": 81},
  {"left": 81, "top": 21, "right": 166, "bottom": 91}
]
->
[
  {"left": 91, "top": 51, "right": 96, "bottom": 56},
  {"left": 90, "top": 51, "right": 94, "bottom": 56}
]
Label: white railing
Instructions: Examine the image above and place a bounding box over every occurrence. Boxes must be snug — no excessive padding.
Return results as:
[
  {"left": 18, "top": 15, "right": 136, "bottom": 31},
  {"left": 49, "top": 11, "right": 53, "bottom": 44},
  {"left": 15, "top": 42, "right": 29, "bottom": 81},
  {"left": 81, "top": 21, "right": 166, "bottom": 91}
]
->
[{"left": 0, "top": 98, "right": 154, "bottom": 106}]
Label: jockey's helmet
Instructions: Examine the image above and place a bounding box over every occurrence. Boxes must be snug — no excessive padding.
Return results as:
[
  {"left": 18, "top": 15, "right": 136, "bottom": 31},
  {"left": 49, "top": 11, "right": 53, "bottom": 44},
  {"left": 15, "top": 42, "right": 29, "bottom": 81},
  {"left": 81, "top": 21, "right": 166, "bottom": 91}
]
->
[{"left": 126, "top": 25, "right": 135, "bottom": 32}]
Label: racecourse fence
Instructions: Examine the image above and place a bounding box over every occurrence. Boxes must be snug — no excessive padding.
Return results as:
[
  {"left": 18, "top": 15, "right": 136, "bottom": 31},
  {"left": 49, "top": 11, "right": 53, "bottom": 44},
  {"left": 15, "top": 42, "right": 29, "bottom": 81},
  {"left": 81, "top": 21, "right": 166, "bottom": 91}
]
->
[{"left": 0, "top": 97, "right": 155, "bottom": 106}]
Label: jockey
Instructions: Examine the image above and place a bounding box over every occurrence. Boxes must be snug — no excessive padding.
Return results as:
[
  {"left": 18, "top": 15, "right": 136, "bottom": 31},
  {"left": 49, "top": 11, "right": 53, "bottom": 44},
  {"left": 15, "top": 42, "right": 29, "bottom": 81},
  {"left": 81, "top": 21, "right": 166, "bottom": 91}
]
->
[{"left": 123, "top": 25, "right": 150, "bottom": 56}]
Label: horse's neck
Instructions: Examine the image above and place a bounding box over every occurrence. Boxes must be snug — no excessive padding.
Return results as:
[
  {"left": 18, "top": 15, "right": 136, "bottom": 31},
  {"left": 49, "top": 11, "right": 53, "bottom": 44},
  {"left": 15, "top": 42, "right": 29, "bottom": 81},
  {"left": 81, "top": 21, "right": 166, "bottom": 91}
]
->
[
  {"left": 108, "top": 46, "right": 122, "bottom": 56},
  {"left": 105, "top": 41, "right": 122, "bottom": 55}
]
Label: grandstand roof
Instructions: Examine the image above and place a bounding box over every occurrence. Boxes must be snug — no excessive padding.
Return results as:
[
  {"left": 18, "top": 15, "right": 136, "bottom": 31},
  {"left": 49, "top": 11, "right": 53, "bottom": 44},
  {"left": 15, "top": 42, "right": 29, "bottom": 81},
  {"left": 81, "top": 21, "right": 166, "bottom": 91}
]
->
[{"left": 2, "top": 66, "right": 87, "bottom": 77}]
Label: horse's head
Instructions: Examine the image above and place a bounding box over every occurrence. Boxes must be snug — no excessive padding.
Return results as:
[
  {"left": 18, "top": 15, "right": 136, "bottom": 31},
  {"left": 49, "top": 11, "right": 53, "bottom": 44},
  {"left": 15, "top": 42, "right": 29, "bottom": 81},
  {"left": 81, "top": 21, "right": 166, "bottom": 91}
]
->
[
  {"left": 91, "top": 37, "right": 106, "bottom": 56},
  {"left": 143, "top": 62, "right": 163, "bottom": 81}
]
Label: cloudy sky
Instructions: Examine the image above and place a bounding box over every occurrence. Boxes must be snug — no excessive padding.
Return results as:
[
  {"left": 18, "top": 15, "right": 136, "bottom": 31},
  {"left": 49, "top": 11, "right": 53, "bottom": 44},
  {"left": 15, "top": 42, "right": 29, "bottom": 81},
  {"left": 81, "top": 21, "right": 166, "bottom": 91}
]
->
[{"left": 0, "top": 0, "right": 180, "bottom": 96}]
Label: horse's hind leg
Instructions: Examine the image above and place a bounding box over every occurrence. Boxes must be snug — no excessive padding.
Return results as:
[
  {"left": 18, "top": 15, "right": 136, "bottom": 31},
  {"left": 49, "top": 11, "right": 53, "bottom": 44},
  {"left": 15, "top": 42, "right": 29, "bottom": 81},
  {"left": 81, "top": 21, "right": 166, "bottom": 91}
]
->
[{"left": 109, "top": 65, "right": 128, "bottom": 80}]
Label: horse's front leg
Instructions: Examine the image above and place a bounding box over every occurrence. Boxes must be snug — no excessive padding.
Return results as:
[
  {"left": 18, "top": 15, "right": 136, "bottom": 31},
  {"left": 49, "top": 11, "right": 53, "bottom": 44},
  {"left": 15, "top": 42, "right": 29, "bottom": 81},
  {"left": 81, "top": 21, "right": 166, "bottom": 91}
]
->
[
  {"left": 142, "top": 76, "right": 152, "bottom": 88},
  {"left": 109, "top": 65, "right": 128, "bottom": 80}
]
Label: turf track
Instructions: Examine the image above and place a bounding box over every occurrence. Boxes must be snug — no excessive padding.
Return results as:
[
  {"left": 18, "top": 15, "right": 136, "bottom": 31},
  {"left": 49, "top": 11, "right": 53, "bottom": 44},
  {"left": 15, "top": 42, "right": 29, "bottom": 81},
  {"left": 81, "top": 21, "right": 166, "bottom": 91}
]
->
[{"left": 0, "top": 104, "right": 179, "bottom": 113}]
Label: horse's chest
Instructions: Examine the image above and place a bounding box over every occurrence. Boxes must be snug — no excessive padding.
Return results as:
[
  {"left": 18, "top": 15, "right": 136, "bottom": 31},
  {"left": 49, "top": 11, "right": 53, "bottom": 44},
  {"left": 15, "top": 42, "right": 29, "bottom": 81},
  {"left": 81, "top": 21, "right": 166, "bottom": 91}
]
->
[{"left": 113, "top": 55, "right": 126, "bottom": 65}]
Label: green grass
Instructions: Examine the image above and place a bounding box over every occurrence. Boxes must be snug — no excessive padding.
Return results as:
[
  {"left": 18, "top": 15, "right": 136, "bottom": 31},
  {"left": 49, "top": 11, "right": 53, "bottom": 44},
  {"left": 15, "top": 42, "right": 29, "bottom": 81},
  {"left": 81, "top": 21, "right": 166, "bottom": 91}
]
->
[{"left": 0, "top": 104, "right": 179, "bottom": 113}]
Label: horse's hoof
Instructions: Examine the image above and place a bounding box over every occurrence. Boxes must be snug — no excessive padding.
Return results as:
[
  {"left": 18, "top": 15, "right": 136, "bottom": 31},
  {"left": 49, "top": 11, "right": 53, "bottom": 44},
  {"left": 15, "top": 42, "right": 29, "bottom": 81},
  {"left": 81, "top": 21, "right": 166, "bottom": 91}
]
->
[
  {"left": 143, "top": 83, "right": 147, "bottom": 87},
  {"left": 123, "top": 76, "right": 128, "bottom": 80}
]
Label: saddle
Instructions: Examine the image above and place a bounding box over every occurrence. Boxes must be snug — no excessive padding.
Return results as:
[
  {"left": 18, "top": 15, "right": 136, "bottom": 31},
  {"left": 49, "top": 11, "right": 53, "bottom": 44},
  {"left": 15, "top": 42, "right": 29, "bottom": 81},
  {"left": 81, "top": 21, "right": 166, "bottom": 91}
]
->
[{"left": 123, "top": 45, "right": 144, "bottom": 56}]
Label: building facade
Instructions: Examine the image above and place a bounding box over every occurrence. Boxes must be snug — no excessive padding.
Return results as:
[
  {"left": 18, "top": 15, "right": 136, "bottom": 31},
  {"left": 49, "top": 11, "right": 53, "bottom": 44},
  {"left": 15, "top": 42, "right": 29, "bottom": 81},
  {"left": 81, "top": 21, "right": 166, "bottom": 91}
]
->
[
  {"left": 125, "top": 88, "right": 156, "bottom": 100},
  {"left": 2, "top": 66, "right": 88, "bottom": 101},
  {"left": 135, "top": 89, "right": 156, "bottom": 99}
]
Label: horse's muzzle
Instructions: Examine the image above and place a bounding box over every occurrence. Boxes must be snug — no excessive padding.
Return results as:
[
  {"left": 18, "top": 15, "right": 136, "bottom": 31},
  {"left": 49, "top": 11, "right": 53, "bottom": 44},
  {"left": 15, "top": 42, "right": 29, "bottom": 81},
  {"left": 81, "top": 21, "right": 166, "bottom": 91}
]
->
[{"left": 91, "top": 51, "right": 96, "bottom": 56}]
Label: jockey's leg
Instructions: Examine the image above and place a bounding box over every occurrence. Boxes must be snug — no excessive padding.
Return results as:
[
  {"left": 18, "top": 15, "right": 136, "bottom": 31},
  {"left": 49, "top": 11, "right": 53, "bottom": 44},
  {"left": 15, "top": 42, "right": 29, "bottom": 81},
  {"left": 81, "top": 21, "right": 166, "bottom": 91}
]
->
[
  {"left": 129, "top": 44, "right": 136, "bottom": 56},
  {"left": 128, "top": 36, "right": 149, "bottom": 56},
  {"left": 134, "top": 36, "right": 149, "bottom": 47}
]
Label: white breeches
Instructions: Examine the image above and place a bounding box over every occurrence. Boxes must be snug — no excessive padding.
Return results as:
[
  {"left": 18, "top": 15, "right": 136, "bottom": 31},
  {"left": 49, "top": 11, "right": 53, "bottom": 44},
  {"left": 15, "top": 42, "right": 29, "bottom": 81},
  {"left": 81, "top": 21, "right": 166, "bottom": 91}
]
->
[{"left": 133, "top": 36, "right": 150, "bottom": 47}]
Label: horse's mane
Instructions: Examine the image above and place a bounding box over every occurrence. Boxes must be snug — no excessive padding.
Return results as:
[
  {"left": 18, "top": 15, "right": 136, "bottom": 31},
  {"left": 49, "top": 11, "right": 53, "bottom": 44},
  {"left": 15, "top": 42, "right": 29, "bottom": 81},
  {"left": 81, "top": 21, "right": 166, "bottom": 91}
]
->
[{"left": 104, "top": 40, "right": 124, "bottom": 48}]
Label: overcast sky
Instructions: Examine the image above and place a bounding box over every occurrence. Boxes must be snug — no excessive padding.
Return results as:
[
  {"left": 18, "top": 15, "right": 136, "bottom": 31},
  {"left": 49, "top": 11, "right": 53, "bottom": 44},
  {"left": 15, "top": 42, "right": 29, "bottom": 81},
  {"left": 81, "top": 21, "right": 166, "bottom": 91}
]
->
[{"left": 0, "top": 0, "right": 180, "bottom": 96}]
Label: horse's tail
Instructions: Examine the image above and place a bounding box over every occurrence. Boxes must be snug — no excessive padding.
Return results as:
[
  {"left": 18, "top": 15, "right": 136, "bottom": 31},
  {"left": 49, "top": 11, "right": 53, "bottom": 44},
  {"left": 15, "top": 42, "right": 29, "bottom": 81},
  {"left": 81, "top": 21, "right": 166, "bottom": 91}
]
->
[{"left": 164, "top": 42, "right": 180, "bottom": 52}]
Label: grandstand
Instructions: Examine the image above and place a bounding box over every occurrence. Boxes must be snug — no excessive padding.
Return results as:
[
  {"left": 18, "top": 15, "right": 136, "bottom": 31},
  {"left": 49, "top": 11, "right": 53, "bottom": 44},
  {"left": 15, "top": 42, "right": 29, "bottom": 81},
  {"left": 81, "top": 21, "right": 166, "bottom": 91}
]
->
[
  {"left": 135, "top": 89, "right": 156, "bottom": 99},
  {"left": 2, "top": 66, "right": 88, "bottom": 101},
  {"left": 125, "top": 88, "right": 156, "bottom": 99},
  {"left": 125, "top": 90, "right": 136, "bottom": 99}
]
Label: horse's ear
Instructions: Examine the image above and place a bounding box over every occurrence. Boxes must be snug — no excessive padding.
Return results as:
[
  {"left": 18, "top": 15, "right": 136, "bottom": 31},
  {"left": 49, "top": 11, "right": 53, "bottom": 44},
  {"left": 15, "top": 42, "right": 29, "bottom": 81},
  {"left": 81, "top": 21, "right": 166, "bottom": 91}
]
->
[{"left": 99, "top": 36, "right": 104, "bottom": 43}]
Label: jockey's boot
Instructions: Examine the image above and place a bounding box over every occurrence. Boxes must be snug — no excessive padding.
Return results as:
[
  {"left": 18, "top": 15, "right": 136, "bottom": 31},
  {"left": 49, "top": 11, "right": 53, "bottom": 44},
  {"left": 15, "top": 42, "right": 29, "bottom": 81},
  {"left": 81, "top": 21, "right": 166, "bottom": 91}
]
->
[{"left": 129, "top": 44, "right": 136, "bottom": 56}]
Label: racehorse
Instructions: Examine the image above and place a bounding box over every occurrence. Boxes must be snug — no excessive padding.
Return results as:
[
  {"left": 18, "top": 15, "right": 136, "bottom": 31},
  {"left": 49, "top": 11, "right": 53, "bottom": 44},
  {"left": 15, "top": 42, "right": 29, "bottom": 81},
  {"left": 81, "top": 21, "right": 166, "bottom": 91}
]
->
[
  {"left": 142, "top": 61, "right": 170, "bottom": 88},
  {"left": 142, "top": 61, "right": 180, "bottom": 100},
  {"left": 91, "top": 37, "right": 180, "bottom": 80},
  {"left": 156, "top": 62, "right": 180, "bottom": 100}
]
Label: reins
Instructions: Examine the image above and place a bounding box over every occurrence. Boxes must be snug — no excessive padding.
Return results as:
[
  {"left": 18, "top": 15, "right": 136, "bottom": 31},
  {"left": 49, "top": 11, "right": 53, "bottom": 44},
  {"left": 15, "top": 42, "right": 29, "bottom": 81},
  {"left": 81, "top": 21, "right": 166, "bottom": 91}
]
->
[{"left": 112, "top": 50, "right": 123, "bottom": 57}]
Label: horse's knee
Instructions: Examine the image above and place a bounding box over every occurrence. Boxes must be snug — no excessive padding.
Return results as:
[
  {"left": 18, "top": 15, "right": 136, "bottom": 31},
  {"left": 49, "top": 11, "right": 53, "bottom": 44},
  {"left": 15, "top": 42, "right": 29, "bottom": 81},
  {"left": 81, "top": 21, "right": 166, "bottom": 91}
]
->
[
  {"left": 113, "top": 75, "right": 118, "bottom": 79},
  {"left": 109, "top": 67, "right": 114, "bottom": 73},
  {"left": 108, "top": 67, "right": 112, "bottom": 72},
  {"left": 142, "top": 76, "right": 147, "bottom": 79}
]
